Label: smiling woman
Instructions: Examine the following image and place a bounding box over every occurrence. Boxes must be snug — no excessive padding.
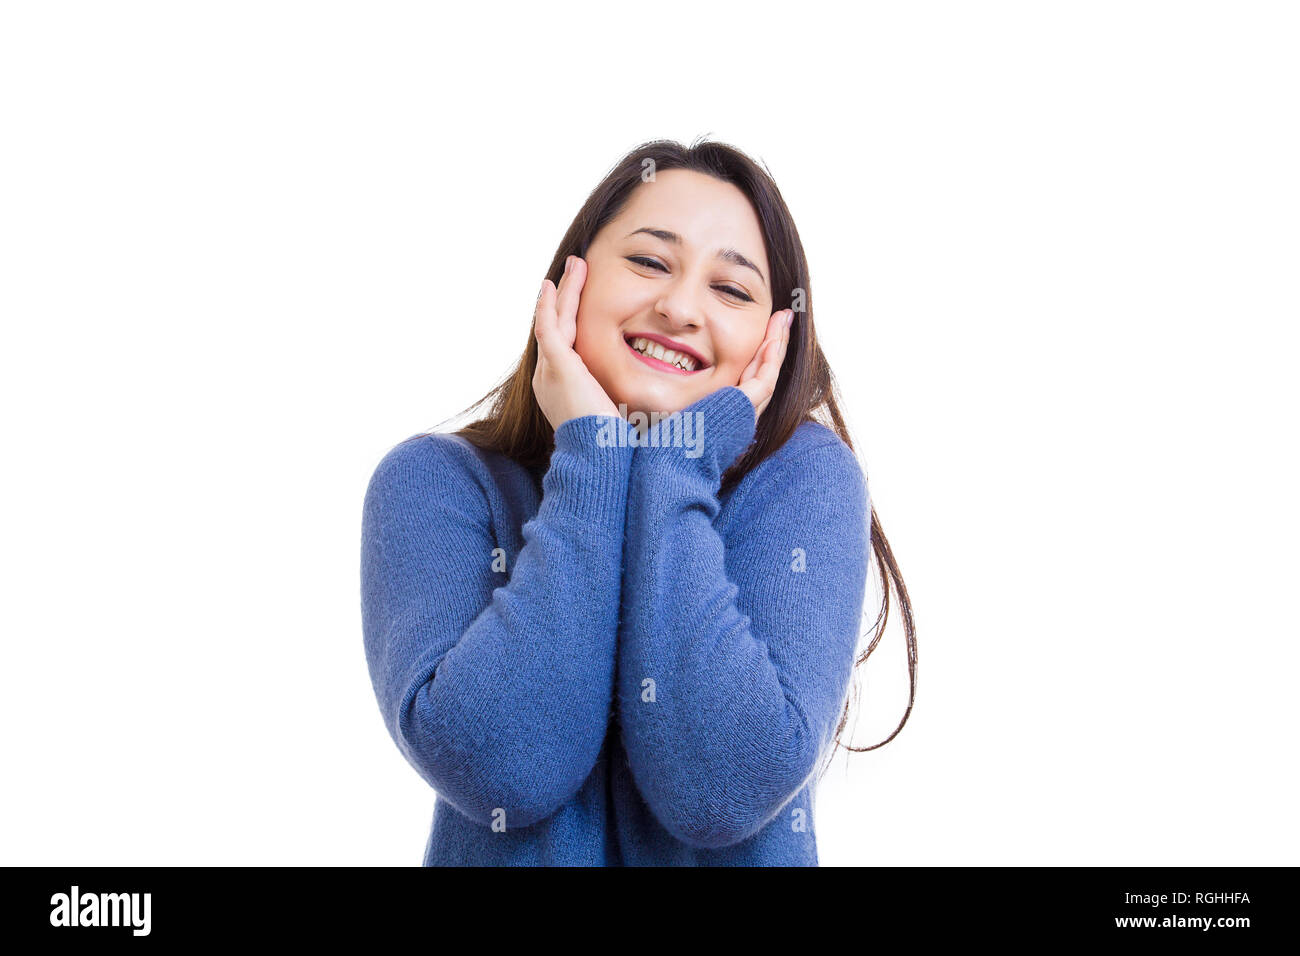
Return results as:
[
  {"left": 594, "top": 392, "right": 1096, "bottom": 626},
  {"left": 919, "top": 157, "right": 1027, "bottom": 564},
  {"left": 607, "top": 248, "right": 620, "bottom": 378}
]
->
[{"left": 360, "top": 137, "right": 917, "bottom": 867}]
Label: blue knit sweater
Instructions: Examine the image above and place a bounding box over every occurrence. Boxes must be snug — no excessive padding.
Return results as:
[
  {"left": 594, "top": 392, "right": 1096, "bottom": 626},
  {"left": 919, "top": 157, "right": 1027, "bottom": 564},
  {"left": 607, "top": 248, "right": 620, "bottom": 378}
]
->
[{"left": 361, "top": 385, "right": 871, "bottom": 865}]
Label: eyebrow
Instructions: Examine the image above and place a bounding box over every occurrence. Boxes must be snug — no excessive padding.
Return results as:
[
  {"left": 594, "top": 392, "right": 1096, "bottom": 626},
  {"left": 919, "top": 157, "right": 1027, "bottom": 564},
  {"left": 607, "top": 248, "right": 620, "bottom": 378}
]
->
[{"left": 624, "top": 227, "right": 767, "bottom": 289}]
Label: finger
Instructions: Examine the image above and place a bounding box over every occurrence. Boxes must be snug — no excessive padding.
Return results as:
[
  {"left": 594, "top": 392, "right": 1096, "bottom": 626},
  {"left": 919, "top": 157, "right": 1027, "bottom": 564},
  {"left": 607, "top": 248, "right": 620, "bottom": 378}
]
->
[
  {"left": 534, "top": 278, "right": 556, "bottom": 350},
  {"left": 739, "top": 343, "right": 778, "bottom": 397},
  {"left": 761, "top": 337, "right": 782, "bottom": 380},
  {"left": 769, "top": 328, "right": 789, "bottom": 379},
  {"left": 534, "top": 278, "right": 552, "bottom": 325},
  {"left": 740, "top": 310, "right": 785, "bottom": 382},
  {"left": 758, "top": 313, "right": 791, "bottom": 382},
  {"left": 554, "top": 255, "right": 571, "bottom": 300},
  {"left": 758, "top": 311, "right": 788, "bottom": 370},
  {"left": 555, "top": 256, "right": 585, "bottom": 336}
]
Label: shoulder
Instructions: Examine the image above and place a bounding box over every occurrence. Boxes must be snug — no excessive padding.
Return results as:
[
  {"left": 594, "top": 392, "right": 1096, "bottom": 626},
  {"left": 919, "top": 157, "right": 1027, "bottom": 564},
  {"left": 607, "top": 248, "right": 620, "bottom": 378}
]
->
[
  {"left": 766, "top": 421, "right": 866, "bottom": 492},
  {"left": 363, "top": 431, "right": 494, "bottom": 519},
  {"left": 367, "top": 431, "right": 477, "bottom": 488},
  {"left": 730, "top": 421, "right": 868, "bottom": 517}
]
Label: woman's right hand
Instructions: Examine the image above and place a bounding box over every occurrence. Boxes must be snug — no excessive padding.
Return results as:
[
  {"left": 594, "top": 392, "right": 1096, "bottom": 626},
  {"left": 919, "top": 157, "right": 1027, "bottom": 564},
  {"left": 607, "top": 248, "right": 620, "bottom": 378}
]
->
[{"left": 532, "top": 255, "right": 622, "bottom": 430}]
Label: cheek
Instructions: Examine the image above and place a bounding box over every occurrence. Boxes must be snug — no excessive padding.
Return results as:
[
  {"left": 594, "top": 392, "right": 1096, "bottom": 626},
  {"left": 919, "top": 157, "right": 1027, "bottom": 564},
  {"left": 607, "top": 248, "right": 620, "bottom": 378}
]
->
[
  {"left": 717, "top": 329, "right": 766, "bottom": 373},
  {"left": 583, "top": 270, "right": 644, "bottom": 318},
  {"left": 575, "top": 272, "right": 640, "bottom": 351},
  {"left": 572, "top": 314, "right": 601, "bottom": 370},
  {"left": 574, "top": 300, "right": 608, "bottom": 357}
]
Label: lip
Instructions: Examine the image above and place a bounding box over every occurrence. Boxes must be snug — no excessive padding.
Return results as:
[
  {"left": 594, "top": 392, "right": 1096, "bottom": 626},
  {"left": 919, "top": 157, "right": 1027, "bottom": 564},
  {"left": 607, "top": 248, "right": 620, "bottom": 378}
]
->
[{"left": 623, "top": 332, "right": 710, "bottom": 372}]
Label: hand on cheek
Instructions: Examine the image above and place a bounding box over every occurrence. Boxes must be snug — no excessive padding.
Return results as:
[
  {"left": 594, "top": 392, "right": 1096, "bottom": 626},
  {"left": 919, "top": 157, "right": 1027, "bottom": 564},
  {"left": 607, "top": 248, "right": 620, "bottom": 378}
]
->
[
  {"left": 532, "top": 255, "right": 622, "bottom": 429},
  {"left": 736, "top": 308, "right": 793, "bottom": 422}
]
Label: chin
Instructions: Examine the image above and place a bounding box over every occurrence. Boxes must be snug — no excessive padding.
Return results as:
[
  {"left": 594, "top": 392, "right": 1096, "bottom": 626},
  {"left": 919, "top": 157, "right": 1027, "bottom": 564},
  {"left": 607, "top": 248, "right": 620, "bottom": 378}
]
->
[{"left": 618, "top": 380, "right": 703, "bottom": 418}]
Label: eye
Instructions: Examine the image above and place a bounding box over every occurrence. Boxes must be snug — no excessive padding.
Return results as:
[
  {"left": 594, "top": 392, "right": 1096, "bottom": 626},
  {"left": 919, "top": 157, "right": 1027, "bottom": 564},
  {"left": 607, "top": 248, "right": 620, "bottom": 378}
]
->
[
  {"left": 626, "top": 255, "right": 667, "bottom": 273},
  {"left": 625, "top": 256, "right": 755, "bottom": 303}
]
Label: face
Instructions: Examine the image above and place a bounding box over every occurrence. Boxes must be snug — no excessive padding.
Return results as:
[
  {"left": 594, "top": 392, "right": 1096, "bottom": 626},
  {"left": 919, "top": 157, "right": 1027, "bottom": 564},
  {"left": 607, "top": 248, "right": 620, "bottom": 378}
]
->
[{"left": 573, "top": 168, "right": 774, "bottom": 419}]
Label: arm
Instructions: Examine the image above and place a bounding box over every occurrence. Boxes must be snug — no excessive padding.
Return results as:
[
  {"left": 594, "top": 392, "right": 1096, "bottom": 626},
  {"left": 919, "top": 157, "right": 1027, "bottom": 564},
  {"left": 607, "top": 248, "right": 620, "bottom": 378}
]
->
[
  {"left": 617, "top": 386, "right": 871, "bottom": 849},
  {"left": 361, "top": 414, "right": 634, "bottom": 829}
]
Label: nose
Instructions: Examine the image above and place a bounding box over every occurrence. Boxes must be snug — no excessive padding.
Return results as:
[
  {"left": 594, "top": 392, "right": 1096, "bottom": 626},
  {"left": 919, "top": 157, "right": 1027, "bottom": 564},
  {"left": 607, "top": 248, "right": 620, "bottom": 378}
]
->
[{"left": 653, "top": 281, "right": 705, "bottom": 332}]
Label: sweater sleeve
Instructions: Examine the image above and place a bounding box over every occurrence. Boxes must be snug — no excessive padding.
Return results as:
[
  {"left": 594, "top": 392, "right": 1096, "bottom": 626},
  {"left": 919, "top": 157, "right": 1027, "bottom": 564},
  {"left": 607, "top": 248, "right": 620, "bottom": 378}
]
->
[
  {"left": 616, "top": 386, "right": 871, "bottom": 849},
  {"left": 361, "top": 414, "right": 635, "bottom": 829}
]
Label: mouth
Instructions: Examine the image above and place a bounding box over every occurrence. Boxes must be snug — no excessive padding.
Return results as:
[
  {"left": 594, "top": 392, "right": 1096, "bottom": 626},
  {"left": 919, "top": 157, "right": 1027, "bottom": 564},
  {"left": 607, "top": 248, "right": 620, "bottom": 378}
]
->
[{"left": 623, "top": 333, "right": 709, "bottom": 375}]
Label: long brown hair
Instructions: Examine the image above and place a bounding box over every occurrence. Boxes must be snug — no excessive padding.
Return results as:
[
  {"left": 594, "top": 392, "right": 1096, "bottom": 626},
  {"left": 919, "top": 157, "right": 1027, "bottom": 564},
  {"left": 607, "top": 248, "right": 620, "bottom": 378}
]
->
[{"left": 440, "top": 136, "right": 916, "bottom": 760}]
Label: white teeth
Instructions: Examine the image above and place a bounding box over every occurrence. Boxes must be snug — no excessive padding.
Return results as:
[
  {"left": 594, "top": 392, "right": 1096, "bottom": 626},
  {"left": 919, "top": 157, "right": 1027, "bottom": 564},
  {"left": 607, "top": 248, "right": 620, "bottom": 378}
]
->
[{"left": 629, "top": 337, "right": 698, "bottom": 372}]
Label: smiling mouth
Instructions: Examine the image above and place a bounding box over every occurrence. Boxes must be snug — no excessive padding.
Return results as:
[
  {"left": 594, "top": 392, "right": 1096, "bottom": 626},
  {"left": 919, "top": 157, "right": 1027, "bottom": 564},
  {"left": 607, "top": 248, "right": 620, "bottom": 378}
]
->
[{"left": 624, "top": 335, "right": 707, "bottom": 374}]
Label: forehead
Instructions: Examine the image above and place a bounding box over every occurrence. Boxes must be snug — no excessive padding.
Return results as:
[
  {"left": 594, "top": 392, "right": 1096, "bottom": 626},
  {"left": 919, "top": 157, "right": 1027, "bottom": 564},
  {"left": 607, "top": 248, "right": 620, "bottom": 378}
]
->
[{"left": 609, "top": 169, "right": 766, "bottom": 258}]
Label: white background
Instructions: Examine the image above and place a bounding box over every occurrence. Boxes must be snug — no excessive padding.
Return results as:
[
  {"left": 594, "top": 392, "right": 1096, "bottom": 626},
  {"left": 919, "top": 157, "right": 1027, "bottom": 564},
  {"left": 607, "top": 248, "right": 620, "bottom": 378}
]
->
[{"left": 2, "top": 1, "right": 1296, "bottom": 866}]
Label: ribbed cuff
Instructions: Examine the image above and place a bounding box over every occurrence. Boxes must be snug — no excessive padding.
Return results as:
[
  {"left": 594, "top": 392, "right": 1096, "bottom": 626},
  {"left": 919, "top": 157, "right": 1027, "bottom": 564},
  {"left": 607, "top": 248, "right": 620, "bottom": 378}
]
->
[
  {"left": 635, "top": 385, "right": 757, "bottom": 479},
  {"left": 542, "top": 414, "right": 636, "bottom": 523}
]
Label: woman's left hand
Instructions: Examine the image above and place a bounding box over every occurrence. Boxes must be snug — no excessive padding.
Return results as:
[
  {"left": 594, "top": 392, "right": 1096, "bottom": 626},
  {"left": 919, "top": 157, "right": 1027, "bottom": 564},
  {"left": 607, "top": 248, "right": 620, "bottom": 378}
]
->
[{"left": 736, "top": 308, "right": 793, "bottom": 422}]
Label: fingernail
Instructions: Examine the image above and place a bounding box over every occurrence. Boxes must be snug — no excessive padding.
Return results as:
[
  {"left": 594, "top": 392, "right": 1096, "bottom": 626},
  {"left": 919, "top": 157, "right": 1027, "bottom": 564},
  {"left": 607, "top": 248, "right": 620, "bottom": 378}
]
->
[
  {"left": 785, "top": 310, "right": 794, "bottom": 327},
  {"left": 565, "top": 255, "right": 573, "bottom": 271}
]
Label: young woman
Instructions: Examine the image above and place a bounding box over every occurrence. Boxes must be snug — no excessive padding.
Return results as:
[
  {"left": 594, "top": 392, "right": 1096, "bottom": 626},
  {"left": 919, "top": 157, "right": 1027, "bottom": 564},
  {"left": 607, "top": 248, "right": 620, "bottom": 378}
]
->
[{"left": 361, "top": 138, "right": 916, "bottom": 866}]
